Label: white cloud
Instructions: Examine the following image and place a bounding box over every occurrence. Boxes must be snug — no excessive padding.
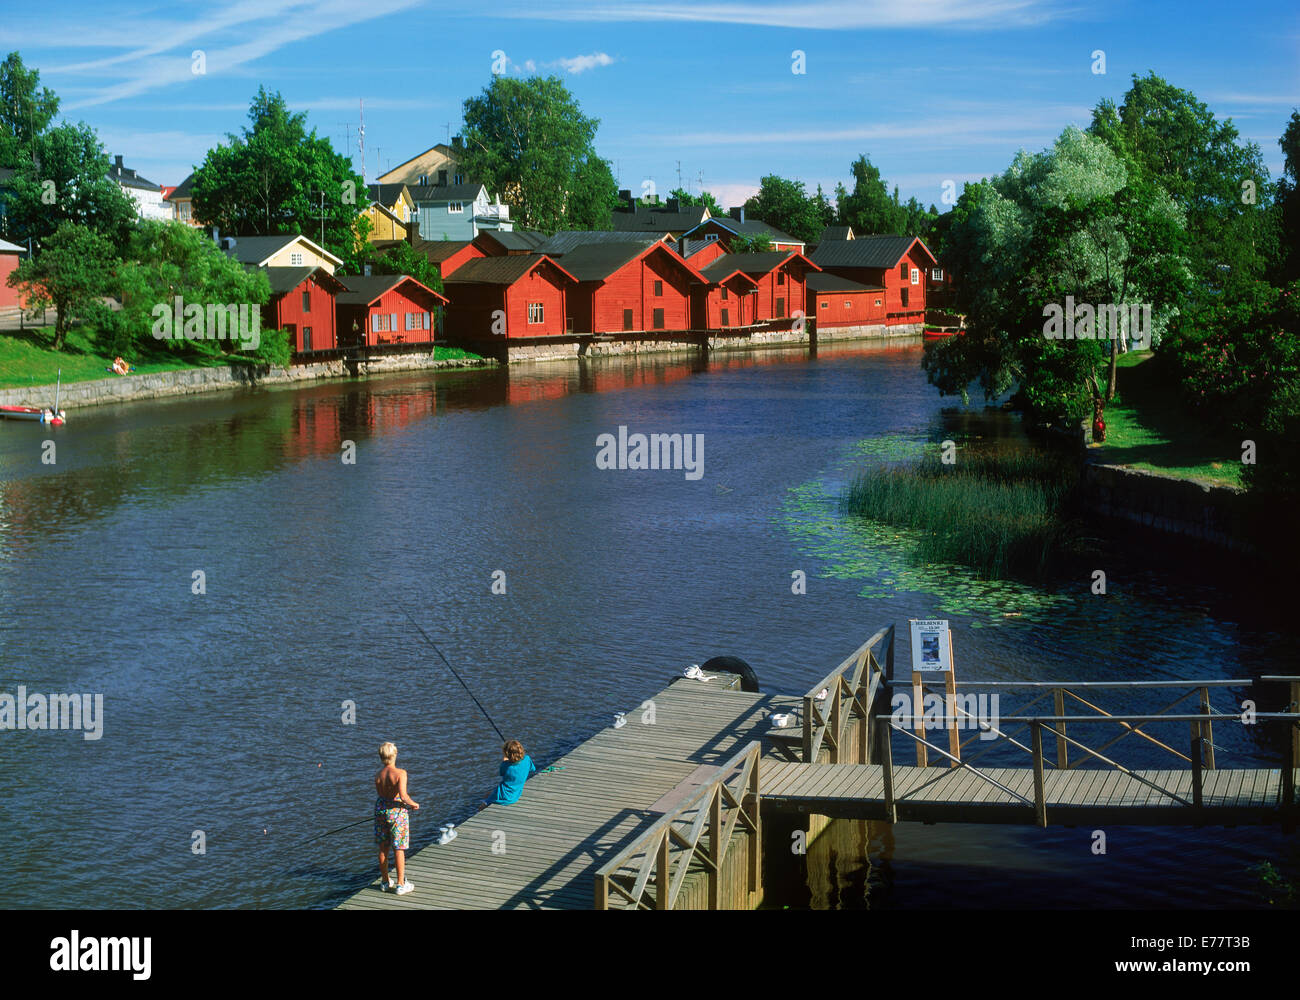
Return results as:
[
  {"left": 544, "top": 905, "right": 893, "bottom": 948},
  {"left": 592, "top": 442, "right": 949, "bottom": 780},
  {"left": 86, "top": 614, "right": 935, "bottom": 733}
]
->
[{"left": 552, "top": 52, "right": 617, "bottom": 74}]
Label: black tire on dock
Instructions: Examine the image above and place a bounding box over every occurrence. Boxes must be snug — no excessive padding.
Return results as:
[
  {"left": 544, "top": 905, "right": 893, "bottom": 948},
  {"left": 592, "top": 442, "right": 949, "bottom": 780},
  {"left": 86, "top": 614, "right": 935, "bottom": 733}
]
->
[{"left": 701, "top": 656, "right": 759, "bottom": 693}]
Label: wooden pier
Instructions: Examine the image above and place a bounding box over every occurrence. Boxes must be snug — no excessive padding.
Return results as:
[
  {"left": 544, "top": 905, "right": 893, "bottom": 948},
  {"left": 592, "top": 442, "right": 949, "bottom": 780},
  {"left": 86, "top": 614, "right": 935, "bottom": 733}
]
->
[{"left": 337, "top": 627, "right": 1299, "bottom": 910}]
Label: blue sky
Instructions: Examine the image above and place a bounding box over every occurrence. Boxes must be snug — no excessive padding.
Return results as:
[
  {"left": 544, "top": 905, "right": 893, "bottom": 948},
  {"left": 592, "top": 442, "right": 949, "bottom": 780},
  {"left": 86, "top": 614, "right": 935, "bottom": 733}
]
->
[{"left": 3, "top": 0, "right": 1297, "bottom": 212}]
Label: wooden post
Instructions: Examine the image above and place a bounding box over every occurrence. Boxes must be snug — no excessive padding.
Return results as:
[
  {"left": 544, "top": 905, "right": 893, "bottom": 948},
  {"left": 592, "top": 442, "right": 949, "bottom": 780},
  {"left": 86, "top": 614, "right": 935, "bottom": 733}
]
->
[
  {"left": 708, "top": 786, "right": 722, "bottom": 909},
  {"left": 594, "top": 875, "right": 608, "bottom": 910},
  {"left": 802, "top": 693, "right": 814, "bottom": 763},
  {"left": 830, "top": 678, "right": 843, "bottom": 764},
  {"left": 1192, "top": 734, "right": 1204, "bottom": 817},
  {"left": 1053, "top": 687, "right": 1068, "bottom": 769},
  {"left": 1199, "top": 687, "right": 1215, "bottom": 769},
  {"left": 748, "top": 755, "right": 762, "bottom": 896},
  {"left": 945, "top": 652, "right": 960, "bottom": 767},
  {"left": 656, "top": 833, "right": 670, "bottom": 910},
  {"left": 879, "top": 720, "right": 897, "bottom": 823},
  {"left": 1031, "top": 721, "right": 1047, "bottom": 828},
  {"left": 912, "top": 672, "right": 927, "bottom": 767}
]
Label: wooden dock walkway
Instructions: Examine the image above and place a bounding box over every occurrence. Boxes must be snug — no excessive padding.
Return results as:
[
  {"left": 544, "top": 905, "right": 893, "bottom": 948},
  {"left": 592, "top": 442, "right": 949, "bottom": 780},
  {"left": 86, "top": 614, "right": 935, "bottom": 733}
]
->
[{"left": 337, "top": 677, "right": 800, "bottom": 910}]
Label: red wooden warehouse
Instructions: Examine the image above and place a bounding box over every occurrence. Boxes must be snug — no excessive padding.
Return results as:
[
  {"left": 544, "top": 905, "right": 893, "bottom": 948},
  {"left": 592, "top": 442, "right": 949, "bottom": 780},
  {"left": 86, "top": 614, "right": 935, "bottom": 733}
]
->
[
  {"left": 262, "top": 266, "right": 347, "bottom": 354},
  {"left": 809, "top": 235, "right": 937, "bottom": 326},
  {"left": 335, "top": 274, "right": 449, "bottom": 348},
  {"left": 559, "top": 241, "right": 706, "bottom": 334},
  {"left": 441, "top": 254, "right": 577, "bottom": 342},
  {"left": 805, "top": 272, "right": 887, "bottom": 329}
]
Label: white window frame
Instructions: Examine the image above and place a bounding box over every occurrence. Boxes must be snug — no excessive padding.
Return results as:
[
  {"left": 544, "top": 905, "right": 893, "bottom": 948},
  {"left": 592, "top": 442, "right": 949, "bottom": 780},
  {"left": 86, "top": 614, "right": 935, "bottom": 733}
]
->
[
  {"left": 528, "top": 302, "right": 544, "bottom": 324},
  {"left": 911, "top": 267, "right": 920, "bottom": 285},
  {"left": 448, "top": 201, "right": 464, "bottom": 214},
  {"left": 289, "top": 252, "right": 304, "bottom": 266}
]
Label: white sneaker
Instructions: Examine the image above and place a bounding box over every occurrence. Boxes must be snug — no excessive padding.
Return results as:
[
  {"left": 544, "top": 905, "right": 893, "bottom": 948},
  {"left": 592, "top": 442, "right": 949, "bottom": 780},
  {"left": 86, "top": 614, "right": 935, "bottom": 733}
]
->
[
  {"left": 394, "top": 881, "right": 414, "bottom": 896},
  {"left": 380, "top": 877, "right": 394, "bottom": 892}
]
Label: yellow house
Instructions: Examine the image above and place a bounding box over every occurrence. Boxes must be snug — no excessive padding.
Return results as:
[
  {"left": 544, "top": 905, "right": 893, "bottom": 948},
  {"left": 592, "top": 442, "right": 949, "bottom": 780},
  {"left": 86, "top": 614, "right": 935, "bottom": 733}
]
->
[
  {"left": 378, "top": 141, "right": 463, "bottom": 187},
  {"left": 360, "top": 183, "right": 414, "bottom": 243},
  {"left": 226, "top": 234, "right": 344, "bottom": 275}
]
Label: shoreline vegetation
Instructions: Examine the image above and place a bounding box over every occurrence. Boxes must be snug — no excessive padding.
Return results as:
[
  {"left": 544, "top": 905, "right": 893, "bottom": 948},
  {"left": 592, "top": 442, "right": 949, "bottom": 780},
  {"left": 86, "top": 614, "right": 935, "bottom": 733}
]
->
[{"left": 840, "top": 446, "right": 1092, "bottom": 583}]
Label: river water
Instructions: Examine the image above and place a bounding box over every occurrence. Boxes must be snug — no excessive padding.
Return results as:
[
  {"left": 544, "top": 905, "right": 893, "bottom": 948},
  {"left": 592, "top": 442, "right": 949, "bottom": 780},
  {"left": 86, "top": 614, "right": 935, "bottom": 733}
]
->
[{"left": 0, "top": 342, "right": 1294, "bottom": 909}]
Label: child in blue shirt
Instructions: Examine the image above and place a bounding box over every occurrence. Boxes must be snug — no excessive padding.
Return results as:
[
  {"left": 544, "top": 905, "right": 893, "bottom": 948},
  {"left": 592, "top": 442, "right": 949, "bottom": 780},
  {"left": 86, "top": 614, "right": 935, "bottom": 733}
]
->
[{"left": 484, "top": 739, "right": 537, "bottom": 806}]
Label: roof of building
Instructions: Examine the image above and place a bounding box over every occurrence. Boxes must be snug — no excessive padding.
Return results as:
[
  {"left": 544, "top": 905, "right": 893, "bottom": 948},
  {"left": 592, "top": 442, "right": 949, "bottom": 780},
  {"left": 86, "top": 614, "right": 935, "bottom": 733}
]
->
[
  {"left": 224, "top": 234, "right": 343, "bottom": 267},
  {"left": 555, "top": 242, "right": 663, "bottom": 282},
  {"left": 108, "top": 157, "right": 162, "bottom": 192},
  {"left": 476, "top": 229, "right": 548, "bottom": 252},
  {"left": 806, "top": 272, "right": 884, "bottom": 293},
  {"left": 166, "top": 173, "right": 194, "bottom": 202},
  {"left": 376, "top": 143, "right": 458, "bottom": 183},
  {"left": 535, "top": 230, "right": 667, "bottom": 256},
  {"left": 443, "top": 254, "right": 575, "bottom": 286},
  {"left": 819, "top": 225, "right": 855, "bottom": 242},
  {"left": 810, "top": 234, "right": 935, "bottom": 269},
  {"left": 611, "top": 205, "right": 709, "bottom": 233},
  {"left": 685, "top": 216, "right": 804, "bottom": 246},
  {"left": 410, "top": 239, "right": 476, "bottom": 265},
  {"left": 695, "top": 261, "right": 759, "bottom": 287},
  {"left": 262, "top": 265, "right": 347, "bottom": 295},
  {"left": 407, "top": 182, "right": 485, "bottom": 204},
  {"left": 366, "top": 183, "right": 410, "bottom": 206},
  {"left": 336, "top": 273, "right": 446, "bottom": 305},
  {"left": 0, "top": 237, "right": 24, "bottom": 253}
]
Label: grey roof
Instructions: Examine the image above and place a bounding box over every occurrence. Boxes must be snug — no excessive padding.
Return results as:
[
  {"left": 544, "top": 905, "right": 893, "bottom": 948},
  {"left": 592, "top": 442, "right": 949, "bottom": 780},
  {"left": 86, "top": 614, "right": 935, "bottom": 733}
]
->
[
  {"left": 108, "top": 159, "right": 162, "bottom": 192},
  {"left": 166, "top": 172, "right": 194, "bottom": 201},
  {"left": 535, "top": 230, "right": 665, "bottom": 256},
  {"left": 810, "top": 235, "right": 933, "bottom": 269},
  {"left": 367, "top": 183, "right": 409, "bottom": 205},
  {"left": 407, "top": 182, "right": 485, "bottom": 204},
  {"left": 708, "top": 251, "right": 801, "bottom": 276},
  {"left": 554, "top": 242, "right": 657, "bottom": 282},
  {"left": 412, "top": 239, "right": 475, "bottom": 264},
  {"left": 336, "top": 273, "right": 444, "bottom": 305},
  {"left": 444, "top": 255, "right": 571, "bottom": 286},
  {"left": 261, "top": 265, "right": 345, "bottom": 295},
  {"left": 477, "top": 229, "right": 548, "bottom": 252},
  {"left": 611, "top": 204, "right": 709, "bottom": 232},
  {"left": 806, "top": 272, "right": 883, "bottom": 293},
  {"left": 819, "top": 225, "right": 854, "bottom": 242},
  {"left": 697, "top": 260, "right": 759, "bottom": 285},
  {"left": 685, "top": 217, "right": 803, "bottom": 246},
  {"left": 225, "top": 235, "right": 302, "bottom": 265}
]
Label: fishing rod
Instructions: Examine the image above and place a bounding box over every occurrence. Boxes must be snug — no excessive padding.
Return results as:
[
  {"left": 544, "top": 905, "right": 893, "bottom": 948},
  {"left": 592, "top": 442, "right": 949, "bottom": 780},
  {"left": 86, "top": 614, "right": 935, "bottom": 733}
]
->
[{"left": 402, "top": 607, "right": 507, "bottom": 742}]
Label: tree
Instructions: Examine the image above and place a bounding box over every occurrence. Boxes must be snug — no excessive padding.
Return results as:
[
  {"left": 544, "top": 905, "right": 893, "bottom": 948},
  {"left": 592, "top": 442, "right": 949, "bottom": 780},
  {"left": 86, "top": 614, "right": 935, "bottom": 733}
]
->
[
  {"left": 835, "top": 155, "right": 906, "bottom": 235},
  {"left": 457, "top": 75, "right": 614, "bottom": 233},
  {"left": 670, "top": 187, "right": 725, "bottom": 217},
  {"left": 742, "top": 175, "right": 824, "bottom": 244},
  {"left": 921, "top": 127, "right": 1189, "bottom": 425},
  {"left": 729, "top": 233, "right": 773, "bottom": 253},
  {"left": 371, "top": 240, "right": 447, "bottom": 331},
  {"left": 5, "top": 122, "right": 138, "bottom": 249},
  {"left": 191, "top": 88, "right": 365, "bottom": 263},
  {"left": 109, "top": 220, "right": 272, "bottom": 358},
  {"left": 0, "top": 51, "right": 59, "bottom": 170},
  {"left": 8, "top": 221, "right": 119, "bottom": 350},
  {"left": 1090, "top": 73, "right": 1276, "bottom": 294},
  {"left": 1276, "top": 110, "right": 1300, "bottom": 284}
]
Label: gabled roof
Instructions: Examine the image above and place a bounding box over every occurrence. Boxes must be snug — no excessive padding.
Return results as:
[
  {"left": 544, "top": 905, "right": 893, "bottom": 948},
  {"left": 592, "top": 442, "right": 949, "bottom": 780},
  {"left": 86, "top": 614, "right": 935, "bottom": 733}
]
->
[
  {"left": 806, "top": 272, "right": 883, "bottom": 293},
  {"left": 611, "top": 204, "right": 710, "bottom": 232},
  {"left": 336, "top": 273, "right": 448, "bottom": 306},
  {"left": 262, "top": 265, "right": 347, "bottom": 295},
  {"left": 108, "top": 157, "right": 161, "bottom": 192},
  {"left": 558, "top": 240, "right": 707, "bottom": 284},
  {"left": 820, "top": 225, "right": 855, "bottom": 242},
  {"left": 225, "top": 234, "right": 344, "bottom": 268},
  {"left": 535, "top": 230, "right": 668, "bottom": 256},
  {"left": 683, "top": 216, "right": 804, "bottom": 246},
  {"left": 443, "top": 254, "right": 576, "bottom": 286},
  {"left": 412, "top": 239, "right": 476, "bottom": 265},
  {"left": 366, "top": 183, "right": 410, "bottom": 206},
  {"left": 475, "top": 229, "right": 548, "bottom": 252},
  {"left": 166, "top": 172, "right": 194, "bottom": 202},
  {"left": 377, "top": 143, "right": 457, "bottom": 183},
  {"left": 0, "top": 237, "right": 24, "bottom": 253},
  {"left": 697, "top": 260, "right": 760, "bottom": 288},
  {"left": 809, "top": 234, "right": 936, "bottom": 269},
  {"left": 712, "top": 251, "right": 820, "bottom": 277},
  {"left": 407, "top": 182, "right": 486, "bottom": 204}
]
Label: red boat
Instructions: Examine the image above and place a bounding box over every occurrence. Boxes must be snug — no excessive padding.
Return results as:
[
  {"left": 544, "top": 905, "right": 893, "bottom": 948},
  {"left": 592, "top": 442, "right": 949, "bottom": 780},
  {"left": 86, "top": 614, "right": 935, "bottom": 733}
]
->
[
  {"left": 923, "top": 326, "right": 962, "bottom": 339},
  {"left": 0, "top": 405, "right": 65, "bottom": 425}
]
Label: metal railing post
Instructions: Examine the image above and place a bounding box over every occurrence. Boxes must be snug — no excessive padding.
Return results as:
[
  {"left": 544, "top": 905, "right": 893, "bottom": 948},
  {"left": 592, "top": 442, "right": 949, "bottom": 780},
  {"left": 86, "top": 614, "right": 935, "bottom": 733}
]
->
[
  {"left": 1192, "top": 734, "right": 1204, "bottom": 818},
  {"left": 1053, "top": 687, "right": 1068, "bottom": 769},
  {"left": 879, "top": 722, "right": 897, "bottom": 823},
  {"left": 1031, "top": 721, "right": 1047, "bottom": 827}
]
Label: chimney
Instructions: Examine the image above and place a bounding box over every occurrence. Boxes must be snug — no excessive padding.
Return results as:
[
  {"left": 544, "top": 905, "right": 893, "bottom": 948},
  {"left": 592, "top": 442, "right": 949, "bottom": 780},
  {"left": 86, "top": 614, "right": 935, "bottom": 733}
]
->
[
  {"left": 451, "top": 135, "right": 463, "bottom": 149},
  {"left": 729, "top": 206, "right": 745, "bottom": 224},
  {"left": 665, "top": 197, "right": 679, "bottom": 212},
  {"left": 408, "top": 216, "right": 420, "bottom": 245},
  {"left": 114, "top": 154, "right": 124, "bottom": 173},
  {"left": 438, "top": 170, "right": 448, "bottom": 187},
  {"left": 618, "top": 189, "right": 633, "bottom": 210}
]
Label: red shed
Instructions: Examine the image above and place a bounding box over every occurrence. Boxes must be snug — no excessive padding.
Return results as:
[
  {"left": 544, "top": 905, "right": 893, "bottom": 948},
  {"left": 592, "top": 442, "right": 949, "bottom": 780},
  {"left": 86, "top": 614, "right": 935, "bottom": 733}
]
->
[
  {"left": 0, "top": 238, "right": 25, "bottom": 309},
  {"left": 696, "top": 251, "right": 819, "bottom": 328},
  {"left": 690, "top": 262, "right": 759, "bottom": 329},
  {"left": 806, "top": 272, "right": 886, "bottom": 328},
  {"left": 442, "top": 254, "right": 577, "bottom": 342},
  {"left": 809, "top": 235, "right": 936, "bottom": 325},
  {"left": 559, "top": 241, "right": 706, "bottom": 335},
  {"left": 262, "top": 266, "right": 347, "bottom": 354},
  {"left": 335, "top": 274, "right": 449, "bottom": 349},
  {"left": 413, "top": 239, "right": 487, "bottom": 279}
]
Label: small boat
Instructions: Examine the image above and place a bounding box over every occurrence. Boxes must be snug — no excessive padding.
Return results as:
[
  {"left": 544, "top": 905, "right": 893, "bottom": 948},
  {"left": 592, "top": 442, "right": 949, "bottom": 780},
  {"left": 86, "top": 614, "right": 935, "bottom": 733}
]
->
[
  {"left": 0, "top": 405, "right": 65, "bottom": 425},
  {"left": 923, "top": 326, "right": 962, "bottom": 339}
]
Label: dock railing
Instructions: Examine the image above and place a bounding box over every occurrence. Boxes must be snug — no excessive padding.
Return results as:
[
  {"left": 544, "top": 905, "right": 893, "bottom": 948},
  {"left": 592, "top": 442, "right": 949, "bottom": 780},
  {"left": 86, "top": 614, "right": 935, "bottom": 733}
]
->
[
  {"left": 593, "top": 741, "right": 762, "bottom": 910},
  {"left": 802, "top": 625, "right": 894, "bottom": 764}
]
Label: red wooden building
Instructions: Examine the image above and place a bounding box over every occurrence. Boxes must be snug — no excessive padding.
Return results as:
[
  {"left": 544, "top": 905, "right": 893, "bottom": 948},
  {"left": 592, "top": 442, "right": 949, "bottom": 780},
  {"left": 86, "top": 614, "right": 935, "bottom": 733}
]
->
[
  {"left": 560, "top": 241, "right": 706, "bottom": 334},
  {"left": 263, "top": 266, "right": 347, "bottom": 353},
  {"left": 809, "top": 235, "right": 937, "bottom": 325},
  {"left": 413, "top": 239, "right": 487, "bottom": 279},
  {"left": 679, "top": 210, "right": 805, "bottom": 254},
  {"left": 0, "top": 239, "right": 25, "bottom": 309},
  {"left": 694, "top": 251, "right": 819, "bottom": 330},
  {"left": 691, "top": 261, "right": 758, "bottom": 328},
  {"left": 335, "top": 274, "right": 448, "bottom": 348},
  {"left": 805, "top": 272, "right": 886, "bottom": 328},
  {"left": 442, "top": 254, "right": 577, "bottom": 342}
]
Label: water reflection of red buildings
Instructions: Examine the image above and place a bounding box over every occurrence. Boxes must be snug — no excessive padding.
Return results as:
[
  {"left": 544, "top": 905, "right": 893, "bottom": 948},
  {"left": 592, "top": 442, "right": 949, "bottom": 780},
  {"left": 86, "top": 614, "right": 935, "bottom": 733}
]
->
[{"left": 284, "top": 391, "right": 437, "bottom": 460}]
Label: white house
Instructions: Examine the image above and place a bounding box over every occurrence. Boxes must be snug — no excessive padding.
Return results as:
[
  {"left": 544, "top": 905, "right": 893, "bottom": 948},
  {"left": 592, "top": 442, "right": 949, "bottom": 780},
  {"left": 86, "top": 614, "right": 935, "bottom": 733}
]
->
[{"left": 108, "top": 155, "right": 170, "bottom": 222}]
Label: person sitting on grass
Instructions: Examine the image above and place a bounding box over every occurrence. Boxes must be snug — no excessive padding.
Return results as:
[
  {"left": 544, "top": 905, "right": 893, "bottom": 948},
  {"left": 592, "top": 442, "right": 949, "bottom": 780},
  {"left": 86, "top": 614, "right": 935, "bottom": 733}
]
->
[
  {"left": 480, "top": 739, "right": 537, "bottom": 809},
  {"left": 374, "top": 741, "right": 419, "bottom": 895}
]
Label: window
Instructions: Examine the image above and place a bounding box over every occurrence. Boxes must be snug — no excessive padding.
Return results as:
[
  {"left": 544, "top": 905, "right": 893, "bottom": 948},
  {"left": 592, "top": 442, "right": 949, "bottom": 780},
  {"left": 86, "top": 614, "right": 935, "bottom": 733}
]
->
[
  {"left": 290, "top": 252, "right": 304, "bottom": 266},
  {"left": 390, "top": 313, "right": 397, "bottom": 332},
  {"left": 653, "top": 280, "right": 663, "bottom": 296},
  {"left": 932, "top": 268, "right": 943, "bottom": 281},
  {"left": 721, "top": 287, "right": 729, "bottom": 300},
  {"left": 875, "top": 299, "right": 882, "bottom": 307},
  {"left": 528, "top": 302, "right": 544, "bottom": 324},
  {"left": 405, "top": 312, "right": 415, "bottom": 330},
  {"left": 371, "top": 314, "right": 385, "bottom": 332},
  {"left": 899, "top": 262, "right": 908, "bottom": 280},
  {"left": 448, "top": 202, "right": 464, "bottom": 213},
  {"left": 623, "top": 309, "right": 634, "bottom": 331},
  {"left": 653, "top": 308, "right": 665, "bottom": 330},
  {"left": 706, "top": 233, "right": 718, "bottom": 243},
  {"left": 911, "top": 268, "right": 919, "bottom": 285},
  {"left": 776, "top": 297, "right": 785, "bottom": 318},
  {"left": 454, "top": 173, "right": 463, "bottom": 185},
  {"left": 844, "top": 300, "right": 851, "bottom": 309},
  {"left": 302, "top": 327, "right": 312, "bottom": 351},
  {"left": 418, "top": 174, "right": 428, "bottom": 185},
  {"left": 721, "top": 308, "right": 729, "bottom": 326},
  {"left": 900, "top": 289, "right": 909, "bottom": 308},
  {"left": 302, "top": 289, "right": 311, "bottom": 312},
  {"left": 423, "top": 312, "right": 431, "bottom": 330},
  {"left": 777, "top": 271, "right": 785, "bottom": 286},
  {"left": 820, "top": 300, "right": 829, "bottom": 309}
]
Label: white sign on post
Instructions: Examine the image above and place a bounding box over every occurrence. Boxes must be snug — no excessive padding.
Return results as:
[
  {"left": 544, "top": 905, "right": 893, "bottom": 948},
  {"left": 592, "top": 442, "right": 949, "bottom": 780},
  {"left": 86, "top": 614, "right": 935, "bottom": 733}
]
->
[{"left": 909, "top": 619, "right": 952, "bottom": 672}]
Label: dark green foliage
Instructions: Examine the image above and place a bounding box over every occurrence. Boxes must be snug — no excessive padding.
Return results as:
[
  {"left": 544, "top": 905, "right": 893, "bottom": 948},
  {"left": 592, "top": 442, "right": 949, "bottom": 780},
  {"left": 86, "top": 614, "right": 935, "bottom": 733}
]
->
[
  {"left": 8, "top": 221, "right": 119, "bottom": 350},
  {"left": 0, "top": 51, "right": 59, "bottom": 170},
  {"left": 742, "top": 175, "right": 827, "bottom": 243}
]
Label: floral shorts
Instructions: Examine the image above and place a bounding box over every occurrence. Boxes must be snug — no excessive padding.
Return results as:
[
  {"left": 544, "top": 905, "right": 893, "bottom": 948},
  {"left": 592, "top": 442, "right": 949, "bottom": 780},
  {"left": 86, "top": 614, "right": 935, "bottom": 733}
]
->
[{"left": 374, "top": 798, "right": 410, "bottom": 851}]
